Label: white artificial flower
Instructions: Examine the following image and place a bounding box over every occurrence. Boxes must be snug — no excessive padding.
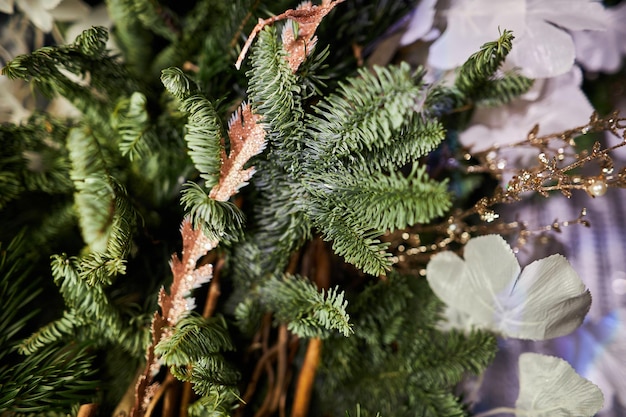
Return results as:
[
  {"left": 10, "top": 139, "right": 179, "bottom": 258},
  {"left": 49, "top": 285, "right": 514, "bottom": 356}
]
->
[
  {"left": 399, "top": 0, "right": 439, "bottom": 46},
  {"left": 426, "top": 234, "right": 591, "bottom": 340},
  {"left": 571, "top": 2, "right": 626, "bottom": 73},
  {"left": 0, "top": 0, "right": 89, "bottom": 32},
  {"left": 459, "top": 66, "right": 593, "bottom": 153},
  {"left": 516, "top": 353, "right": 604, "bottom": 416},
  {"left": 428, "top": 0, "right": 607, "bottom": 78}
]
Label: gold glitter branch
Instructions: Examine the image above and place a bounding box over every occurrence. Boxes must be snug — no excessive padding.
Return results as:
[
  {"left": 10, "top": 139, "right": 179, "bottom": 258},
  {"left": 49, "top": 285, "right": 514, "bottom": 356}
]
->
[
  {"left": 386, "top": 113, "right": 626, "bottom": 274},
  {"left": 131, "top": 101, "right": 267, "bottom": 417},
  {"left": 132, "top": 219, "right": 216, "bottom": 416},
  {"left": 209, "top": 102, "right": 267, "bottom": 202},
  {"left": 235, "top": 0, "right": 345, "bottom": 71}
]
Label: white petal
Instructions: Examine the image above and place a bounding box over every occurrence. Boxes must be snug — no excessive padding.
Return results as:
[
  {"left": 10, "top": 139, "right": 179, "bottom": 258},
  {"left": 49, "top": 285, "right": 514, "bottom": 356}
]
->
[
  {"left": 463, "top": 235, "right": 520, "bottom": 296},
  {"left": 508, "top": 19, "right": 575, "bottom": 78},
  {"left": 426, "top": 251, "right": 472, "bottom": 311},
  {"left": 49, "top": 0, "right": 90, "bottom": 22},
  {"left": 572, "top": 30, "right": 623, "bottom": 73},
  {"left": 0, "top": 0, "right": 15, "bottom": 14},
  {"left": 502, "top": 254, "right": 591, "bottom": 339},
  {"left": 516, "top": 353, "right": 604, "bottom": 416},
  {"left": 527, "top": 0, "right": 608, "bottom": 31},
  {"left": 399, "top": 0, "right": 437, "bottom": 46},
  {"left": 427, "top": 235, "right": 520, "bottom": 325},
  {"left": 17, "top": 0, "right": 56, "bottom": 32}
]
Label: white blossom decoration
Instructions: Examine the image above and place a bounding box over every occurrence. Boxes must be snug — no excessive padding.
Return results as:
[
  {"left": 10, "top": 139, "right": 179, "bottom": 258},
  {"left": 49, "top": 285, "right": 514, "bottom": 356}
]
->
[
  {"left": 428, "top": 0, "right": 607, "bottom": 78},
  {"left": 426, "top": 234, "right": 591, "bottom": 340},
  {"left": 515, "top": 353, "right": 604, "bottom": 417},
  {"left": 0, "top": 0, "right": 89, "bottom": 33}
]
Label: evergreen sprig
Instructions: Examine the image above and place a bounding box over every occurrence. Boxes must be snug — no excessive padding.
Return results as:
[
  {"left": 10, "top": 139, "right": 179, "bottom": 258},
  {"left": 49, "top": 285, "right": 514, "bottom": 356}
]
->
[
  {"left": 161, "top": 67, "right": 223, "bottom": 188},
  {"left": 155, "top": 314, "right": 240, "bottom": 399},
  {"left": 113, "top": 92, "right": 159, "bottom": 161},
  {"left": 2, "top": 27, "right": 134, "bottom": 119},
  {"left": 245, "top": 25, "right": 450, "bottom": 276},
  {"left": 454, "top": 29, "right": 533, "bottom": 106},
  {"left": 259, "top": 274, "right": 353, "bottom": 338},
  {"left": 307, "top": 63, "right": 425, "bottom": 159},
  {"left": 180, "top": 181, "right": 245, "bottom": 241},
  {"left": 0, "top": 233, "right": 99, "bottom": 413},
  {"left": 0, "top": 343, "right": 98, "bottom": 413},
  {"left": 319, "top": 273, "right": 497, "bottom": 417}
]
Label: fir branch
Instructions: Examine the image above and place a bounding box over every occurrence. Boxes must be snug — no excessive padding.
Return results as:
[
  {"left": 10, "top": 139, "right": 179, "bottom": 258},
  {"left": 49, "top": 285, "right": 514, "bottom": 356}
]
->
[
  {"left": 161, "top": 67, "right": 223, "bottom": 188},
  {"left": 156, "top": 313, "right": 241, "bottom": 397},
  {"left": 130, "top": 0, "right": 180, "bottom": 42},
  {"left": 181, "top": 181, "right": 245, "bottom": 242},
  {"left": 0, "top": 173, "right": 22, "bottom": 210},
  {"left": 318, "top": 273, "right": 488, "bottom": 417},
  {"left": 356, "top": 116, "right": 446, "bottom": 172},
  {"left": 409, "top": 389, "right": 466, "bottom": 417},
  {"left": 259, "top": 274, "right": 352, "bottom": 338},
  {"left": 67, "top": 124, "right": 137, "bottom": 260},
  {"left": 2, "top": 27, "right": 134, "bottom": 118},
  {"left": 454, "top": 29, "right": 532, "bottom": 105},
  {"left": 309, "top": 165, "right": 450, "bottom": 233},
  {"left": 187, "top": 385, "right": 241, "bottom": 417},
  {"left": 315, "top": 214, "right": 392, "bottom": 276},
  {"left": 106, "top": 0, "right": 157, "bottom": 78},
  {"left": 473, "top": 71, "right": 534, "bottom": 107},
  {"left": 0, "top": 231, "right": 41, "bottom": 354},
  {"left": 18, "top": 310, "right": 81, "bottom": 355},
  {"left": 0, "top": 343, "right": 98, "bottom": 413},
  {"left": 185, "top": 356, "right": 241, "bottom": 394},
  {"left": 247, "top": 25, "right": 305, "bottom": 162},
  {"left": 411, "top": 330, "right": 497, "bottom": 389},
  {"left": 454, "top": 29, "right": 514, "bottom": 94},
  {"left": 306, "top": 63, "right": 425, "bottom": 160},
  {"left": 113, "top": 92, "right": 158, "bottom": 161},
  {"left": 155, "top": 314, "right": 234, "bottom": 365},
  {"left": 18, "top": 252, "right": 149, "bottom": 357},
  {"left": 0, "top": 114, "right": 73, "bottom": 203}
]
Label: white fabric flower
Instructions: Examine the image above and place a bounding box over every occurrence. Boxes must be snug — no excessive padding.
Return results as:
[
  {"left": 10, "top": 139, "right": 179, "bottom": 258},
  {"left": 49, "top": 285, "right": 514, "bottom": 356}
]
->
[
  {"left": 426, "top": 234, "right": 591, "bottom": 340},
  {"left": 0, "top": 0, "right": 89, "bottom": 32},
  {"left": 428, "top": 0, "right": 607, "bottom": 78},
  {"left": 572, "top": 2, "right": 626, "bottom": 73},
  {"left": 399, "top": 0, "right": 439, "bottom": 46},
  {"left": 516, "top": 353, "right": 604, "bottom": 416},
  {"left": 459, "top": 66, "right": 593, "bottom": 153}
]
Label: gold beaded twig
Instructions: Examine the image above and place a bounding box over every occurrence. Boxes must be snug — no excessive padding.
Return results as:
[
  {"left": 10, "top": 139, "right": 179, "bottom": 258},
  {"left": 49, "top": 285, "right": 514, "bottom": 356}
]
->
[{"left": 387, "top": 112, "right": 626, "bottom": 274}]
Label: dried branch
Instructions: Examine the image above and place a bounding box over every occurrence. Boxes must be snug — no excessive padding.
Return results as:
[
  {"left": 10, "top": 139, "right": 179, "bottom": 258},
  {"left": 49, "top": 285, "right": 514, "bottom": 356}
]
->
[{"left": 291, "top": 338, "right": 322, "bottom": 417}]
